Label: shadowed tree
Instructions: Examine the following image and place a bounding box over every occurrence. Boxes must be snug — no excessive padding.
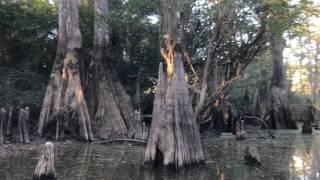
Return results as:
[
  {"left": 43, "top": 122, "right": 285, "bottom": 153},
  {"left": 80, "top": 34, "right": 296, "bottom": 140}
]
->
[
  {"left": 269, "top": 31, "right": 297, "bottom": 129},
  {"left": 86, "top": 0, "right": 143, "bottom": 139}
]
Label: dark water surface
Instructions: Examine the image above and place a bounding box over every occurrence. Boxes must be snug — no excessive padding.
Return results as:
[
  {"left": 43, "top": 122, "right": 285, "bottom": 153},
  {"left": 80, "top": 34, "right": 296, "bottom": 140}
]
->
[{"left": 0, "top": 130, "right": 320, "bottom": 180}]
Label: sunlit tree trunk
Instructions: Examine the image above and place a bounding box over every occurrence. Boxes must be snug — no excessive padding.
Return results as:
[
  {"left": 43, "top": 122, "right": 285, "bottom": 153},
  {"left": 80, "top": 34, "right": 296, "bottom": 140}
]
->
[
  {"left": 38, "top": 0, "right": 93, "bottom": 141},
  {"left": 270, "top": 33, "right": 297, "bottom": 129},
  {"left": 86, "top": 0, "right": 142, "bottom": 139},
  {"left": 145, "top": 0, "right": 204, "bottom": 169}
]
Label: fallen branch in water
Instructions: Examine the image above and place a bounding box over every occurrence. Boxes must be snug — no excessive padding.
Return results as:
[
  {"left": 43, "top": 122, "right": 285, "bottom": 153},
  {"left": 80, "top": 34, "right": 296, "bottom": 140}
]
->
[
  {"left": 92, "top": 138, "right": 147, "bottom": 144},
  {"left": 244, "top": 116, "right": 275, "bottom": 139}
]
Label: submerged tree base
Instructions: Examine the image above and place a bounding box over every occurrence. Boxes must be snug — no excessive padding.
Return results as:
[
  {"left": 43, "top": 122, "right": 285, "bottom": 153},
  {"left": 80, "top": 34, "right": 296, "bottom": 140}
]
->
[{"left": 302, "top": 121, "right": 312, "bottom": 134}]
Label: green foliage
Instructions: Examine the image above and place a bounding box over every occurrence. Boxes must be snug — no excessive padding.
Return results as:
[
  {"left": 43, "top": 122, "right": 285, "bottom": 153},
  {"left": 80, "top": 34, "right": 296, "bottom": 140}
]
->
[
  {"left": 0, "top": 0, "right": 57, "bottom": 110},
  {"left": 79, "top": 1, "right": 94, "bottom": 51},
  {"left": 107, "top": 0, "right": 160, "bottom": 111},
  {"left": 227, "top": 51, "right": 273, "bottom": 112},
  {"left": 0, "top": 0, "right": 318, "bottom": 115},
  {"left": 0, "top": 0, "right": 57, "bottom": 69},
  {"left": 263, "top": 0, "right": 319, "bottom": 36}
]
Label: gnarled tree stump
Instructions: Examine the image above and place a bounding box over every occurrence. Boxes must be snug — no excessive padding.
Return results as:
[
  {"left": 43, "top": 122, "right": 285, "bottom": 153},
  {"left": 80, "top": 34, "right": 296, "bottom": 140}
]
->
[{"left": 33, "top": 142, "right": 56, "bottom": 180}]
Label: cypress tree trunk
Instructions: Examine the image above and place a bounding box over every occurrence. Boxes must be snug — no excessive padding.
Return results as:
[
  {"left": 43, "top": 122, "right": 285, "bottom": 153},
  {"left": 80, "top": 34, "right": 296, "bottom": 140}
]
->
[
  {"left": 145, "top": 0, "right": 204, "bottom": 169},
  {"left": 270, "top": 33, "right": 297, "bottom": 129},
  {"left": 87, "top": 0, "right": 142, "bottom": 139},
  {"left": 0, "top": 108, "right": 6, "bottom": 144},
  {"left": 38, "top": 0, "right": 93, "bottom": 141},
  {"left": 6, "top": 106, "right": 13, "bottom": 140},
  {"left": 22, "top": 107, "right": 30, "bottom": 143},
  {"left": 16, "top": 109, "right": 24, "bottom": 143}
]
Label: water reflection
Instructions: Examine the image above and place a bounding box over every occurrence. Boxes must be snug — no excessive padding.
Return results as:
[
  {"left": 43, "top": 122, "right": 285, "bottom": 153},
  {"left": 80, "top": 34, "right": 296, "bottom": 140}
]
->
[
  {"left": 290, "top": 135, "right": 320, "bottom": 179},
  {"left": 0, "top": 130, "right": 320, "bottom": 179}
]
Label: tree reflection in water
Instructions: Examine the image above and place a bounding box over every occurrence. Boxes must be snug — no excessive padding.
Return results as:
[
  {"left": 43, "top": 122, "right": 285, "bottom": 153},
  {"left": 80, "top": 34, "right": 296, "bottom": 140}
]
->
[{"left": 0, "top": 130, "right": 320, "bottom": 179}]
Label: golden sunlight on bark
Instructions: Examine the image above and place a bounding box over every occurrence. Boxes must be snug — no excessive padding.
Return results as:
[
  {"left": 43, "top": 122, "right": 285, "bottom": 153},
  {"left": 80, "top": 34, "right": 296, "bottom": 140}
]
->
[{"left": 160, "top": 35, "right": 176, "bottom": 81}]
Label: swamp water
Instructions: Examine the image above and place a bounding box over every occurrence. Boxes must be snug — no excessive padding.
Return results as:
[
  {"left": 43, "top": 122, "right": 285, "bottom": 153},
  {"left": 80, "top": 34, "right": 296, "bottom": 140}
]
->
[{"left": 0, "top": 130, "right": 319, "bottom": 180}]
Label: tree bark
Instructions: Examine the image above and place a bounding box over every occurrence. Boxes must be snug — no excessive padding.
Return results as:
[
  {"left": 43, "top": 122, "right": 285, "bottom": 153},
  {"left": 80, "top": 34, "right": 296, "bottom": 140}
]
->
[
  {"left": 145, "top": 59, "right": 204, "bottom": 169},
  {"left": 86, "top": 0, "right": 142, "bottom": 139},
  {"left": 16, "top": 109, "right": 24, "bottom": 143},
  {"left": 38, "top": 0, "right": 93, "bottom": 141},
  {"left": 33, "top": 142, "right": 56, "bottom": 180},
  {"left": 5, "top": 106, "right": 13, "bottom": 138},
  {"left": 22, "top": 107, "right": 30, "bottom": 143},
  {"left": 145, "top": 0, "right": 204, "bottom": 169},
  {"left": 16, "top": 108, "right": 30, "bottom": 144},
  {"left": 0, "top": 108, "right": 6, "bottom": 144},
  {"left": 270, "top": 33, "right": 297, "bottom": 129}
]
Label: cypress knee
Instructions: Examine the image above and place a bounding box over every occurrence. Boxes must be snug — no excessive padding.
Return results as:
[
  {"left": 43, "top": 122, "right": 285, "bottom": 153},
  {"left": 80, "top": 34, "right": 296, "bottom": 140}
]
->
[
  {"left": 23, "top": 107, "right": 30, "bottom": 143},
  {"left": 6, "top": 106, "right": 13, "bottom": 140},
  {"left": 16, "top": 109, "right": 24, "bottom": 143},
  {"left": 302, "top": 120, "right": 312, "bottom": 134},
  {"left": 33, "top": 142, "right": 56, "bottom": 180},
  {"left": 0, "top": 108, "right": 6, "bottom": 144},
  {"left": 236, "top": 119, "right": 246, "bottom": 140},
  {"left": 244, "top": 141, "right": 261, "bottom": 166}
]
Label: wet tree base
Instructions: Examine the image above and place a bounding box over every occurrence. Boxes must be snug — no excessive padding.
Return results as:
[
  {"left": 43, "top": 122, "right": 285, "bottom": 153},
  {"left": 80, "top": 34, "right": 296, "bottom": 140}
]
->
[
  {"left": 33, "top": 174, "right": 56, "bottom": 180},
  {"left": 145, "top": 159, "right": 206, "bottom": 172},
  {"left": 302, "top": 121, "right": 312, "bottom": 134}
]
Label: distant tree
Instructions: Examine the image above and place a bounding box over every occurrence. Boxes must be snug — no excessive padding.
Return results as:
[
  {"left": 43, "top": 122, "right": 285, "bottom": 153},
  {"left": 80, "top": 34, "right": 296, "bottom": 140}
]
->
[{"left": 262, "top": 0, "right": 318, "bottom": 129}]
